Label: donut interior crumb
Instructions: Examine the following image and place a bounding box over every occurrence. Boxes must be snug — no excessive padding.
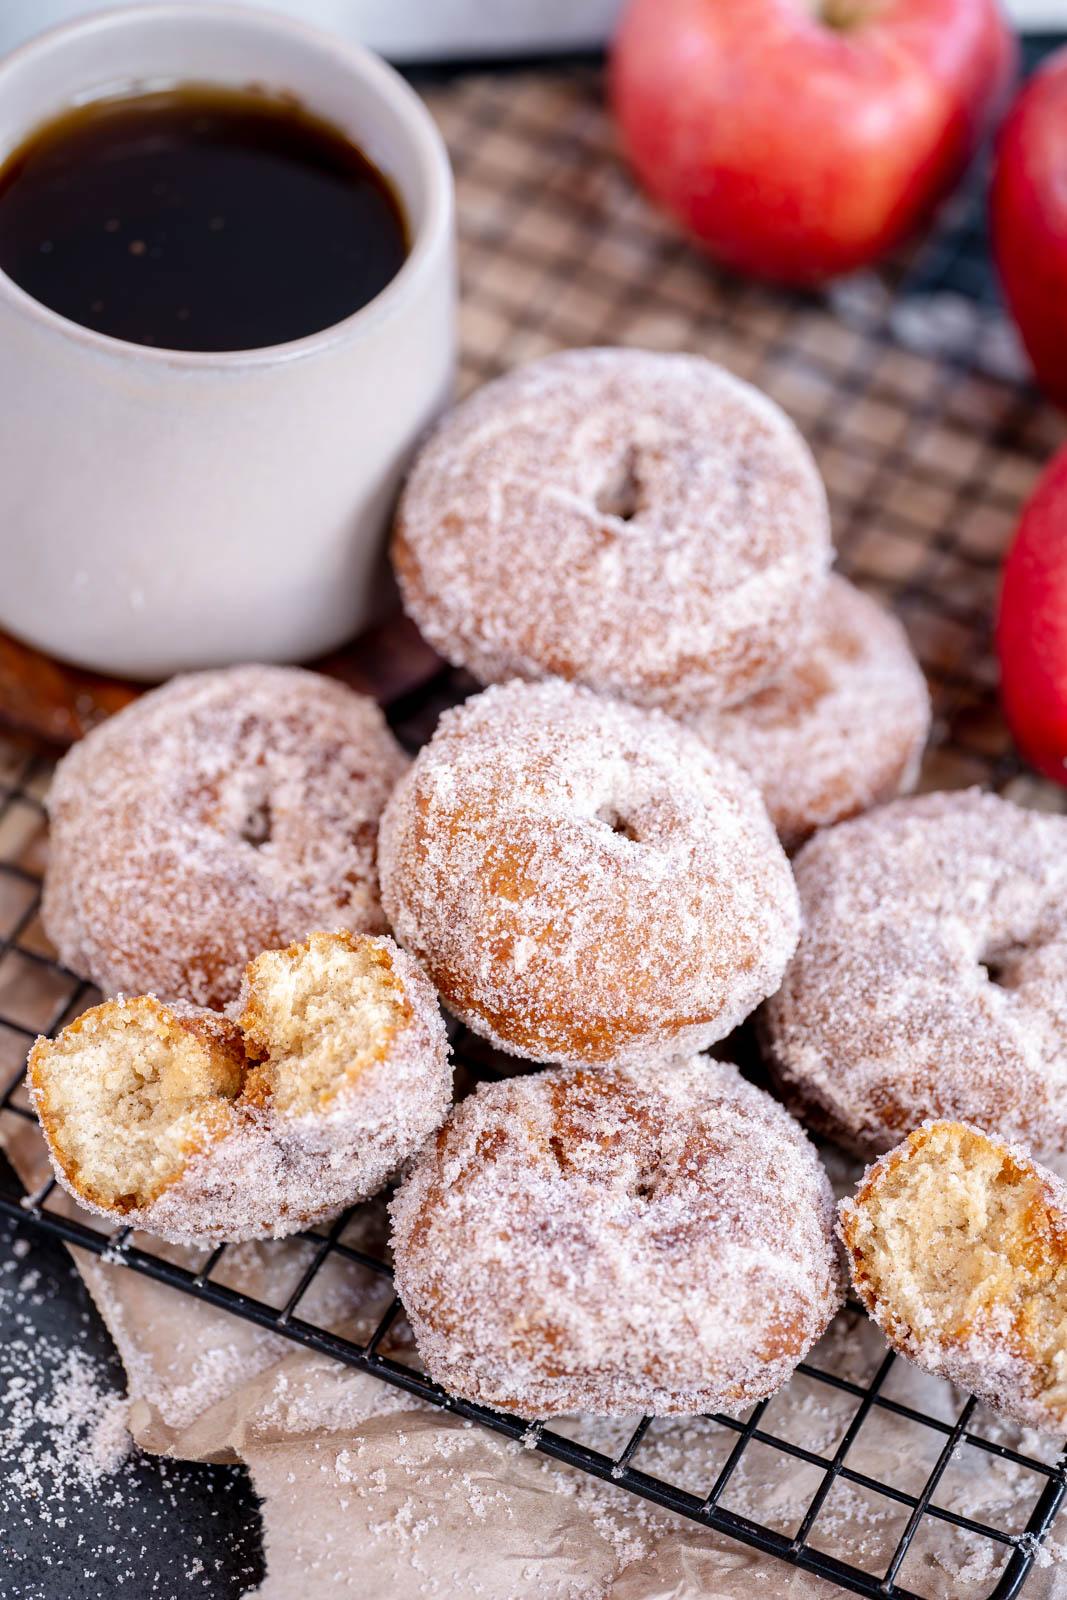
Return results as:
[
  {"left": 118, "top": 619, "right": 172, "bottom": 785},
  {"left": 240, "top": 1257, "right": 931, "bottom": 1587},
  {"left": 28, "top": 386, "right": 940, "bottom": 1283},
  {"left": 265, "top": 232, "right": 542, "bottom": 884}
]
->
[
  {"left": 30, "top": 1001, "right": 245, "bottom": 1211},
  {"left": 845, "top": 1122, "right": 1067, "bottom": 1418},
  {"left": 239, "top": 931, "right": 411, "bottom": 1114},
  {"left": 30, "top": 931, "right": 415, "bottom": 1215}
]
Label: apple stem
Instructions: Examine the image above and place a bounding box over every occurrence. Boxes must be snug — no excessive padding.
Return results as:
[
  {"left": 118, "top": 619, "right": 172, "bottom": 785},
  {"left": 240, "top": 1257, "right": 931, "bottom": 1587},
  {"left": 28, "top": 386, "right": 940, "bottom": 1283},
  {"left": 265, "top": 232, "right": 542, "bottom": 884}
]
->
[{"left": 818, "top": 0, "right": 872, "bottom": 28}]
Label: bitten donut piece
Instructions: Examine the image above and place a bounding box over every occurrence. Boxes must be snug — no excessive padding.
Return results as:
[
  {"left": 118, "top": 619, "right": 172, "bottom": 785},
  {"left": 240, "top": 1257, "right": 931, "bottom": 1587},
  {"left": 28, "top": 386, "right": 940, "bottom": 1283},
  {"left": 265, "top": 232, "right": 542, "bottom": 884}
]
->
[
  {"left": 379, "top": 678, "right": 800, "bottom": 1066},
  {"left": 28, "top": 932, "right": 451, "bottom": 1243},
  {"left": 760, "top": 790, "right": 1067, "bottom": 1158},
  {"left": 392, "top": 347, "right": 832, "bottom": 716},
  {"left": 391, "top": 1057, "right": 844, "bottom": 1418},
  {"left": 690, "top": 575, "right": 930, "bottom": 849},
  {"left": 42, "top": 664, "right": 408, "bottom": 1008},
  {"left": 840, "top": 1122, "right": 1067, "bottom": 1435}
]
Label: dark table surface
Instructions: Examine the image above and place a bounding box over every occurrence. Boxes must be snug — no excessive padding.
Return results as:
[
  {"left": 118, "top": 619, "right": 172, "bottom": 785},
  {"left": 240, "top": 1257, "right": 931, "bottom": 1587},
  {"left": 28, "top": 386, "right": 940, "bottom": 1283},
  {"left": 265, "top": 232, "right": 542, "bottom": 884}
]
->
[{"left": 0, "top": 1209, "right": 265, "bottom": 1600}]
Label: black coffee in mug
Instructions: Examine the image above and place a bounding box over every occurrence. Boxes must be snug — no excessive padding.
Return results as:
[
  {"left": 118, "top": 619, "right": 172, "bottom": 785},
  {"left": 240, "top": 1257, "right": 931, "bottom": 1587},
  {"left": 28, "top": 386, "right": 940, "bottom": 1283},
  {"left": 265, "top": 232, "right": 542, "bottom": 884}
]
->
[{"left": 0, "top": 85, "right": 408, "bottom": 352}]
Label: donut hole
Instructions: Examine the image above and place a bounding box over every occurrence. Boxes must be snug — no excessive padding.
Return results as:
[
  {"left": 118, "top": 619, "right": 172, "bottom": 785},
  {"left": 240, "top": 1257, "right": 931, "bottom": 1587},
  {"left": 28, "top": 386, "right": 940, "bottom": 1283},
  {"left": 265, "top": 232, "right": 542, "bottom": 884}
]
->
[
  {"left": 239, "top": 796, "right": 273, "bottom": 849},
  {"left": 846, "top": 1123, "right": 1067, "bottom": 1417},
  {"left": 594, "top": 805, "right": 640, "bottom": 843},
  {"left": 29, "top": 1001, "right": 246, "bottom": 1211},
  {"left": 238, "top": 931, "right": 411, "bottom": 1116},
  {"left": 594, "top": 444, "right": 644, "bottom": 523},
  {"left": 547, "top": 1134, "right": 569, "bottom": 1173},
  {"left": 978, "top": 942, "right": 1027, "bottom": 989}
]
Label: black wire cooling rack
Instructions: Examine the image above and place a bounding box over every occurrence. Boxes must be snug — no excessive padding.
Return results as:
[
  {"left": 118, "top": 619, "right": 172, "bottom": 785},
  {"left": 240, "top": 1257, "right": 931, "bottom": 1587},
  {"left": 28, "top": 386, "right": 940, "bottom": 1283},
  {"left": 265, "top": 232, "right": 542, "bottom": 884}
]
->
[{"left": 4, "top": 41, "right": 1067, "bottom": 1600}]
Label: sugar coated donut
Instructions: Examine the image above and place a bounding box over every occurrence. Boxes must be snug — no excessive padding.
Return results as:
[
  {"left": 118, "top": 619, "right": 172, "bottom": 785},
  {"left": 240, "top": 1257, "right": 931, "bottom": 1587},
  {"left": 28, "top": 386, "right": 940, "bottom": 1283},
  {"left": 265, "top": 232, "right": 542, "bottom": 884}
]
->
[
  {"left": 690, "top": 575, "right": 930, "bottom": 849},
  {"left": 391, "top": 1056, "right": 844, "bottom": 1417},
  {"left": 28, "top": 932, "right": 451, "bottom": 1243},
  {"left": 761, "top": 791, "right": 1067, "bottom": 1157},
  {"left": 42, "top": 664, "right": 408, "bottom": 1008},
  {"left": 379, "top": 678, "right": 800, "bottom": 1066},
  {"left": 392, "top": 348, "right": 832, "bottom": 716},
  {"left": 840, "top": 1121, "right": 1067, "bottom": 1435}
]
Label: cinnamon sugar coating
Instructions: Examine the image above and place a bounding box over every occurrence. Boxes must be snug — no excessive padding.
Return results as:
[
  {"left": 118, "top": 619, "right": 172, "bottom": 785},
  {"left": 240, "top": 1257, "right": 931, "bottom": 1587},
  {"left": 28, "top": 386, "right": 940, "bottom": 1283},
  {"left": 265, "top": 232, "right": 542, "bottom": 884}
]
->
[
  {"left": 691, "top": 575, "right": 930, "bottom": 849},
  {"left": 28, "top": 932, "right": 451, "bottom": 1243},
  {"left": 761, "top": 791, "right": 1067, "bottom": 1158},
  {"left": 42, "top": 665, "right": 408, "bottom": 1008},
  {"left": 392, "top": 348, "right": 832, "bottom": 715},
  {"left": 840, "top": 1121, "right": 1067, "bottom": 1435},
  {"left": 391, "top": 1057, "right": 844, "bottom": 1418},
  {"left": 378, "top": 678, "right": 800, "bottom": 1066}
]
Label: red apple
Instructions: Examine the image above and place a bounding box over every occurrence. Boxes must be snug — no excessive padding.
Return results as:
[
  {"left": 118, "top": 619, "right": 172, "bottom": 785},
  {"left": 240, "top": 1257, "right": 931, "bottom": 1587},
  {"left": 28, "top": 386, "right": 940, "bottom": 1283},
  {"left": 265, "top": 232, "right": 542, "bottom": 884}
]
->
[
  {"left": 992, "top": 50, "right": 1067, "bottom": 407},
  {"left": 997, "top": 446, "right": 1067, "bottom": 785},
  {"left": 610, "top": 0, "right": 1016, "bottom": 286}
]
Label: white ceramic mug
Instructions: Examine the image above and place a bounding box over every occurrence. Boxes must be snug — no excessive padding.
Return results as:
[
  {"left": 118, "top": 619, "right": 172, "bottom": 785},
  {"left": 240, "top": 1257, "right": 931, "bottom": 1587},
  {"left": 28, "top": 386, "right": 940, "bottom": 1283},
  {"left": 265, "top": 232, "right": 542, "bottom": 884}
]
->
[{"left": 0, "top": 3, "right": 456, "bottom": 678}]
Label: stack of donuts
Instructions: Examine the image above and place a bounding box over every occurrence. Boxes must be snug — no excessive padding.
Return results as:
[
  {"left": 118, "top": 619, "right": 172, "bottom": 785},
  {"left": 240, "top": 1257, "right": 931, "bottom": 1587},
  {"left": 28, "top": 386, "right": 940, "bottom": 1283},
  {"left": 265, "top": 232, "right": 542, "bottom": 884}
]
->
[{"left": 30, "top": 346, "right": 1067, "bottom": 1436}]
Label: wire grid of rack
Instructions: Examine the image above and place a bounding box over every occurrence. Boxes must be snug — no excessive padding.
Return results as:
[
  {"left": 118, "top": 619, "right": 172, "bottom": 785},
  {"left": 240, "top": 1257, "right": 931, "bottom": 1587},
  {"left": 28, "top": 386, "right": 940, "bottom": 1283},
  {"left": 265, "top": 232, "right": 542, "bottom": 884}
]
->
[{"left": 4, "top": 54, "right": 1067, "bottom": 1600}]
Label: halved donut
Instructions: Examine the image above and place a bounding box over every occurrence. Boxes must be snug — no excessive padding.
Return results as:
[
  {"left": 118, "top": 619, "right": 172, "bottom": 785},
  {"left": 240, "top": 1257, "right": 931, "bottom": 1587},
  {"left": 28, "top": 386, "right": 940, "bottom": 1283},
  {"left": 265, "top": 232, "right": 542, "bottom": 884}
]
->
[
  {"left": 29, "top": 932, "right": 451, "bottom": 1242},
  {"left": 840, "top": 1121, "right": 1067, "bottom": 1435}
]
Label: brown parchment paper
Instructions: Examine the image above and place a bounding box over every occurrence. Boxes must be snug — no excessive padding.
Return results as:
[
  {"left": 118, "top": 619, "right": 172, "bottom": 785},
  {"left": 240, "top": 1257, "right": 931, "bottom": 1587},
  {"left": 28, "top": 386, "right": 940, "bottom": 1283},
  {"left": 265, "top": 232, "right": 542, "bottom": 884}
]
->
[{"left": 68, "top": 1240, "right": 1067, "bottom": 1600}]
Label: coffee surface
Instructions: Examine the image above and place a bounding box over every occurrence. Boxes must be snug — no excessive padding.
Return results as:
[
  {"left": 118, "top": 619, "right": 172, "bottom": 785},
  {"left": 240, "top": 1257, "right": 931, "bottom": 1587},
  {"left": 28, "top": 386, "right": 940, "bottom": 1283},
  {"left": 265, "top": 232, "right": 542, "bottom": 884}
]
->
[{"left": 0, "top": 86, "right": 409, "bottom": 351}]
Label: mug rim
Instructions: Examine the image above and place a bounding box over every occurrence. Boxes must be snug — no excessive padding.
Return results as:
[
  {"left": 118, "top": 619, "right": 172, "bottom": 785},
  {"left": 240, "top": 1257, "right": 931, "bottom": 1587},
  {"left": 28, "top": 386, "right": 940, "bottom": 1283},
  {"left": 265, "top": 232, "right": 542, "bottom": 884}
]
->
[{"left": 0, "top": 0, "right": 455, "bottom": 369}]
